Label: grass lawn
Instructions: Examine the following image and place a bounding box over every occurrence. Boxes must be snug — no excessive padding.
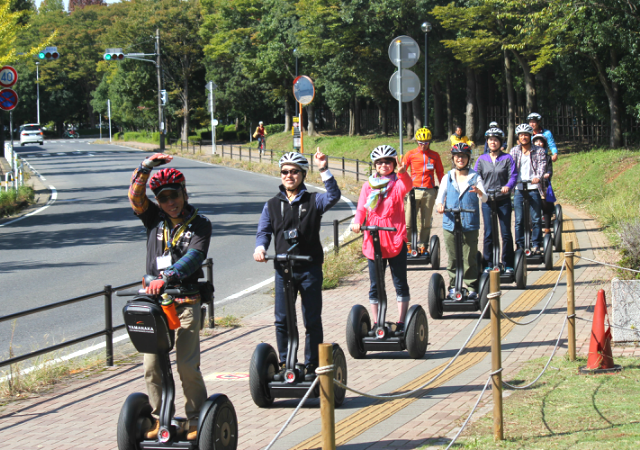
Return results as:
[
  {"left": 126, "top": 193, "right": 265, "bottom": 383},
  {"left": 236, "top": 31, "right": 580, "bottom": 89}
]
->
[{"left": 451, "top": 356, "right": 640, "bottom": 449}]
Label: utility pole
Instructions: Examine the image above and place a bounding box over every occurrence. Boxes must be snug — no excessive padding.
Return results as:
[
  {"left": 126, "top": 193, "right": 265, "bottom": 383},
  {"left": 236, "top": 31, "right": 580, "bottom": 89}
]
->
[
  {"left": 207, "top": 81, "right": 217, "bottom": 155},
  {"left": 36, "top": 62, "right": 40, "bottom": 124},
  {"left": 156, "top": 29, "right": 165, "bottom": 151}
]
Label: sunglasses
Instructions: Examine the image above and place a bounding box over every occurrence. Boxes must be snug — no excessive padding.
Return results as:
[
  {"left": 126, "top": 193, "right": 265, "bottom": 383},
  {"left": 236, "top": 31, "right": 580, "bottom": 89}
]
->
[
  {"left": 417, "top": 141, "right": 430, "bottom": 145},
  {"left": 281, "top": 169, "right": 302, "bottom": 176},
  {"left": 156, "top": 191, "right": 181, "bottom": 203},
  {"left": 375, "top": 159, "right": 395, "bottom": 166}
]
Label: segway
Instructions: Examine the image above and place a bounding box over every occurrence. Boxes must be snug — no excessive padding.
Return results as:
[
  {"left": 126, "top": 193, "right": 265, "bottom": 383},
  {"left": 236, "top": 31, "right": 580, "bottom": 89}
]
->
[
  {"left": 346, "top": 225, "right": 429, "bottom": 359},
  {"left": 406, "top": 189, "right": 440, "bottom": 270},
  {"left": 116, "top": 278, "right": 238, "bottom": 450},
  {"left": 484, "top": 189, "right": 527, "bottom": 289},
  {"left": 249, "top": 250, "right": 347, "bottom": 408},
  {"left": 521, "top": 181, "right": 553, "bottom": 270},
  {"left": 428, "top": 208, "right": 489, "bottom": 319},
  {"left": 552, "top": 203, "right": 563, "bottom": 251}
]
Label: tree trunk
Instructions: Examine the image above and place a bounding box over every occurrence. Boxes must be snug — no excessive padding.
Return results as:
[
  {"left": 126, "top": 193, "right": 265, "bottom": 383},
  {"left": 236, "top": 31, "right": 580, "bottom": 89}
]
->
[
  {"left": 504, "top": 50, "right": 516, "bottom": 150},
  {"left": 433, "top": 79, "right": 444, "bottom": 138},
  {"left": 412, "top": 95, "right": 422, "bottom": 134},
  {"left": 511, "top": 50, "right": 537, "bottom": 113},
  {"left": 378, "top": 102, "right": 388, "bottom": 135},
  {"left": 406, "top": 101, "right": 414, "bottom": 139},
  {"left": 182, "top": 77, "right": 190, "bottom": 142},
  {"left": 348, "top": 97, "right": 355, "bottom": 136},
  {"left": 354, "top": 96, "right": 362, "bottom": 135},
  {"left": 590, "top": 50, "right": 622, "bottom": 148},
  {"left": 475, "top": 70, "right": 487, "bottom": 141},
  {"left": 284, "top": 95, "right": 292, "bottom": 132},
  {"left": 307, "top": 103, "right": 316, "bottom": 136},
  {"left": 465, "top": 67, "right": 476, "bottom": 140},
  {"left": 446, "top": 75, "right": 453, "bottom": 136}
]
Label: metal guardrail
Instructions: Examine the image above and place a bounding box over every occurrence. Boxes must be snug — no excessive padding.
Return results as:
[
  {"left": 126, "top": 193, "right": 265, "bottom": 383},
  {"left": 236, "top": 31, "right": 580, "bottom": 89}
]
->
[
  {"left": 0, "top": 259, "right": 214, "bottom": 369},
  {"left": 332, "top": 214, "right": 362, "bottom": 254}
]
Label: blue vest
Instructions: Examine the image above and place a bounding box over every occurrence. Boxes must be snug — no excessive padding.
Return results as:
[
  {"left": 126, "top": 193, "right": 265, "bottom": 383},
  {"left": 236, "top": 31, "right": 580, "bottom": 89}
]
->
[{"left": 442, "top": 169, "right": 481, "bottom": 232}]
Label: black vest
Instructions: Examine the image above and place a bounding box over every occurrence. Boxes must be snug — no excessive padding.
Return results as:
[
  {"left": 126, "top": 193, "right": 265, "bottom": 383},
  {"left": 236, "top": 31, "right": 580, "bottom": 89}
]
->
[{"left": 267, "top": 190, "right": 324, "bottom": 267}]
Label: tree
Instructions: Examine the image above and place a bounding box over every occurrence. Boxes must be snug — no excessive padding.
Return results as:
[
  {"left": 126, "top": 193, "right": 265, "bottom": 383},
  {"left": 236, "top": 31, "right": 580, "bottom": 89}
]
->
[
  {"left": 69, "top": 0, "right": 105, "bottom": 13},
  {"left": 39, "top": 0, "right": 63, "bottom": 13}
]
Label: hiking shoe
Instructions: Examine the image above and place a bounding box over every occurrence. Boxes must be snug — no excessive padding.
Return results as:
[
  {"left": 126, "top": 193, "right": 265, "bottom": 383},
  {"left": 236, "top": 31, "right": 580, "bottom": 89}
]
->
[
  {"left": 468, "top": 292, "right": 478, "bottom": 300},
  {"left": 272, "top": 362, "right": 286, "bottom": 382},
  {"left": 504, "top": 267, "right": 514, "bottom": 274},
  {"left": 448, "top": 288, "right": 456, "bottom": 298},
  {"left": 145, "top": 419, "right": 159, "bottom": 440},
  {"left": 483, "top": 266, "right": 492, "bottom": 273},
  {"left": 394, "top": 322, "right": 405, "bottom": 336},
  {"left": 304, "top": 363, "right": 317, "bottom": 381},
  {"left": 186, "top": 425, "right": 198, "bottom": 441}
]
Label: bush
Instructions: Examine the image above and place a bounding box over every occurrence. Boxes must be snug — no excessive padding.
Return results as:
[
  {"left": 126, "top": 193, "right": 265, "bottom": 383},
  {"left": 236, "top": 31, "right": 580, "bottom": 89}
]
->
[
  {"left": 113, "top": 132, "right": 121, "bottom": 140},
  {"left": 221, "top": 130, "right": 238, "bottom": 141},
  {"left": 618, "top": 220, "right": 640, "bottom": 279},
  {"left": 152, "top": 132, "right": 161, "bottom": 143},
  {"left": 265, "top": 124, "right": 284, "bottom": 135},
  {"left": 237, "top": 130, "right": 249, "bottom": 141},
  {"left": 0, "top": 186, "right": 35, "bottom": 217},
  {"left": 187, "top": 135, "right": 201, "bottom": 143}
]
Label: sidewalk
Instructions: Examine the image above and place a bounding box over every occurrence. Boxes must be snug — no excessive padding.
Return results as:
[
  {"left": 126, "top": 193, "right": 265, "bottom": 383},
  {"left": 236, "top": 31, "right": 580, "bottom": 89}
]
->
[{"left": 0, "top": 203, "right": 635, "bottom": 449}]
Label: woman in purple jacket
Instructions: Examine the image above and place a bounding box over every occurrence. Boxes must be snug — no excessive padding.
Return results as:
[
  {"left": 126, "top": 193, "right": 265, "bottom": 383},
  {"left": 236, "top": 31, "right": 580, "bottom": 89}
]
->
[{"left": 474, "top": 128, "right": 517, "bottom": 273}]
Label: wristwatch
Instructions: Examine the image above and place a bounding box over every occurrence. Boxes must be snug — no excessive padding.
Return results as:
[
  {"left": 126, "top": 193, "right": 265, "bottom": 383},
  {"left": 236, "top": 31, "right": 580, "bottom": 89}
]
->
[{"left": 319, "top": 166, "right": 328, "bottom": 173}]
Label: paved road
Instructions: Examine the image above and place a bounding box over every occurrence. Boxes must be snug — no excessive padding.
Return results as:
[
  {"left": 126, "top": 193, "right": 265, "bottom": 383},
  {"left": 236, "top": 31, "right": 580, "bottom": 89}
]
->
[{"left": 0, "top": 140, "right": 353, "bottom": 361}]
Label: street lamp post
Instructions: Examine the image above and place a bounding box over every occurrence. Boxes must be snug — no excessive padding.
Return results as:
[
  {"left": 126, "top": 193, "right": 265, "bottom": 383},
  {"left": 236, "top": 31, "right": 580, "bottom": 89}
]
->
[
  {"left": 36, "top": 62, "right": 40, "bottom": 124},
  {"left": 421, "top": 21, "right": 432, "bottom": 128}
]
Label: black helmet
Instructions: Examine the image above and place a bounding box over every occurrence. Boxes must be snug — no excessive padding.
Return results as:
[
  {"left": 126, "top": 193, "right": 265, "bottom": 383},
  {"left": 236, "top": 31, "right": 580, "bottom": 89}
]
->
[{"left": 451, "top": 142, "right": 472, "bottom": 155}]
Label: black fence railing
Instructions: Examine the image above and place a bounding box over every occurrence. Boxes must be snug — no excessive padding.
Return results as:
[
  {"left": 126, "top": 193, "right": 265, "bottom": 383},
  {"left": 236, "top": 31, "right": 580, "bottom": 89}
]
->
[
  {"left": 0, "top": 259, "right": 214, "bottom": 370},
  {"left": 332, "top": 214, "right": 362, "bottom": 254}
]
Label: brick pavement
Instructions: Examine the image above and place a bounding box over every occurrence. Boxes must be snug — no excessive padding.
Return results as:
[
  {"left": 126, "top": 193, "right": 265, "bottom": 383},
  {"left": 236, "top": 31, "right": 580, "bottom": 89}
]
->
[{"left": 0, "top": 204, "right": 636, "bottom": 450}]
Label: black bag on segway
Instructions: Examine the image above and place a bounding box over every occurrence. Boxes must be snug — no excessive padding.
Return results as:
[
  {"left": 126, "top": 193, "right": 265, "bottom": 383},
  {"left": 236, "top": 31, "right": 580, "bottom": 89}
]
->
[
  {"left": 123, "top": 298, "right": 175, "bottom": 354},
  {"left": 198, "top": 280, "right": 214, "bottom": 303}
]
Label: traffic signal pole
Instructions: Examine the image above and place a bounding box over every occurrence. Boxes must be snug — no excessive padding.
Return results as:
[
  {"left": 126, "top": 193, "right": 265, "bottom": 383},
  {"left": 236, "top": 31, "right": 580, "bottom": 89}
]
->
[{"left": 156, "top": 29, "right": 165, "bottom": 151}]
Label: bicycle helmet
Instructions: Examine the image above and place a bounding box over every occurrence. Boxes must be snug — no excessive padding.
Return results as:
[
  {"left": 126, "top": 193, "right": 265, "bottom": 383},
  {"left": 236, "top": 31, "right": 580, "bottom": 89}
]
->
[
  {"left": 527, "top": 112, "right": 542, "bottom": 122},
  {"left": 532, "top": 133, "right": 548, "bottom": 146},
  {"left": 370, "top": 145, "right": 398, "bottom": 162},
  {"left": 515, "top": 123, "right": 533, "bottom": 136},
  {"left": 414, "top": 127, "right": 432, "bottom": 142},
  {"left": 279, "top": 152, "right": 309, "bottom": 172},
  {"left": 259, "top": 121, "right": 264, "bottom": 125},
  {"left": 451, "top": 142, "right": 472, "bottom": 156},
  {"left": 149, "top": 168, "right": 186, "bottom": 195},
  {"left": 489, "top": 121, "right": 499, "bottom": 128},
  {"left": 485, "top": 127, "right": 505, "bottom": 142}
]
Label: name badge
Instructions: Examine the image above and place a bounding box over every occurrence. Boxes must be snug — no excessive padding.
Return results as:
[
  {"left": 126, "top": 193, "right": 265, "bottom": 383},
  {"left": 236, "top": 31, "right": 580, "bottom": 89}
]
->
[
  {"left": 156, "top": 254, "right": 172, "bottom": 270},
  {"left": 426, "top": 163, "right": 434, "bottom": 170}
]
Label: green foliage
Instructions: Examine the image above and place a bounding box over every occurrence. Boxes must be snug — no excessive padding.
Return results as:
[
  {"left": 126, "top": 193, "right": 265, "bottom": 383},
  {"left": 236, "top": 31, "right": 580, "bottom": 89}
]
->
[
  {"left": 122, "top": 131, "right": 160, "bottom": 144},
  {"left": 265, "top": 124, "right": 284, "bottom": 134},
  {"left": 0, "top": 186, "right": 35, "bottom": 217}
]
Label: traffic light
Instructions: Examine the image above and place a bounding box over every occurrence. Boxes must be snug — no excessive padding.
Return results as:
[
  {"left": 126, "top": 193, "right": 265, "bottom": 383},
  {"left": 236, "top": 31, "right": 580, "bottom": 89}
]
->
[
  {"left": 160, "top": 90, "right": 167, "bottom": 106},
  {"left": 38, "top": 46, "right": 60, "bottom": 61},
  {"left": 104, "top": 48, "right": 125, "bottom": 61}
]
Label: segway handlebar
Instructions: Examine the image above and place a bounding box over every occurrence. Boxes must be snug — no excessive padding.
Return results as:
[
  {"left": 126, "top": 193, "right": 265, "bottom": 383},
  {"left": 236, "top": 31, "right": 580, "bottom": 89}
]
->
[
  {"left": 485, "top": 189, "right": 509, "bottom": 201},
  {"left": 116, "top": 288, "right": 183, "bottom": 297},
  {"left": 443, "top": 207, "right": 475, "bottom": 214},
  {"left": 265, "top": 254, "right": 313, "bottom": 263},
  {"left": 360, "top": 225, "right": 397, "bottom": 232}
]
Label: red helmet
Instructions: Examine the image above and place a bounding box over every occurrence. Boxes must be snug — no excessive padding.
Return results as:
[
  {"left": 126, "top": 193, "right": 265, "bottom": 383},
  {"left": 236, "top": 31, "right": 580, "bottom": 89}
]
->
[{"left": 149, "top": 168, "right": 186, "bottom": 195}]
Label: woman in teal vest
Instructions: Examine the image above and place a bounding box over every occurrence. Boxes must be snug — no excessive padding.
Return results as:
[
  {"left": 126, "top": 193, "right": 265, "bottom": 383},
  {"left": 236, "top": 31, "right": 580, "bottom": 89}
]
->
[{"left": 435, "top": 143, "right": 488, "bottom": 299}]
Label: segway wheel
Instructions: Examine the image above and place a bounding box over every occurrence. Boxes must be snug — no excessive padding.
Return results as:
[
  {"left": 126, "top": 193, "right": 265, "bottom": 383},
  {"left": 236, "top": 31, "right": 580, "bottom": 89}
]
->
[
  {"left": 332, "top": 344, "right": 348, "bottom": 407},
  {"left": 346, "top": 305, "right": 370, "bottom": 359},
  {"left": 405, "top": 305, "right": 428, "bottom": 359},
  {"left": 478, "top": 273, "right": 491, "bottom": 319},
  {"left": 116, "top": 393, "right": 153, "bottom": 450},
  {"left": 554, "top": 204, "right": 563, "bottom": 251},
  {"left": 249, "top": 343, "right": 278, "bottom": 407},
  {"left": 543, "top": 234, "right": 553, "bottom": 270},
  {"left": 428, "top": 273, "right": 445, "bottom": 319},
  {"left": 429, "top": 235, "right": 440, "bottom": 270},
  {"left": 198, "top": 394, "right": 238, "bottom": 450},
  {"left": 514, "top": 248, "right": 527, "bottom": 289}
]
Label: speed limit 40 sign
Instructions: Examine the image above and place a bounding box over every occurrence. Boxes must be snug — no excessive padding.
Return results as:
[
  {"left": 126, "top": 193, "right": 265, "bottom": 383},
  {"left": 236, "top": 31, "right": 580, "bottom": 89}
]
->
[{"left": 0, "top": 66, "right": 18, "bottom": 88}]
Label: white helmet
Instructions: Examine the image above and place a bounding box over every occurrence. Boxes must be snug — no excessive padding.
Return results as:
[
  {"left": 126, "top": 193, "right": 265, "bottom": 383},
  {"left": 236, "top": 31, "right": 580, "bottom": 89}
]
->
[
  {"left": 489, "top": 121, "right": 499, "bottom": 128},
  {"left": 279, "top": 152, "right": 309, "bottom": 172},
  {"left": 515, "top": 124, "right": 533, "bottom": 136},
  {"left": 259, "top": 121, "right": 264, "bottom": 125},
  {"left": 485, "top": 127, "right": 505, "bottom": 141},
  {"left": 527, "top": 112, "right": 542, "bottom": 122},
  {"left": 370, "top": 145, "right": 397, "bottom": 162}
]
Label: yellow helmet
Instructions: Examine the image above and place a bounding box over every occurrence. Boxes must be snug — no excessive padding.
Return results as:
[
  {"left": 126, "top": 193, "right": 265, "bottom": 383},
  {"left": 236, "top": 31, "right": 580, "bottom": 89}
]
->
[{"left": 415, "top": 127, "right": 432, "bottom": 142}]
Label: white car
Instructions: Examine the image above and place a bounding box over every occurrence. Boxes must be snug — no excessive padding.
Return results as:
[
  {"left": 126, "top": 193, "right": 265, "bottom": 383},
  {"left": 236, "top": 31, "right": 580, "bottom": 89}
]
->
[{"left": 19, "top": 123, "right": 44, "bottom": 146}]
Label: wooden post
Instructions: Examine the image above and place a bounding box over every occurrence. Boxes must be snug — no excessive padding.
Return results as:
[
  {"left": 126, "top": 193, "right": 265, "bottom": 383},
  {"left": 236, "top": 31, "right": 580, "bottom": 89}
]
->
[
  {"left": 490, "top": 270, "right": 504, "bottom": 441},
  {"left": 319, "top": 343, "right": 335, "bottom": 450},
  {"left": 565, "top": 241, "right": 576, "bottom": 361}
]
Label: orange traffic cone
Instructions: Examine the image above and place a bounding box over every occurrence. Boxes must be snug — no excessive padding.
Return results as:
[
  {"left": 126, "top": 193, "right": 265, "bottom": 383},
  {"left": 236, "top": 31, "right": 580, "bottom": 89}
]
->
[{"left": 580, "top": 289, "right": 622, "bottom": 374}]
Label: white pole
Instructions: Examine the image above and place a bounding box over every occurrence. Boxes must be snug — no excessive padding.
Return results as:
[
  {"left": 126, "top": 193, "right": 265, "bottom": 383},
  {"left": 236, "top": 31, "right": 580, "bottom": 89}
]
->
[
  {"left": 397, "top": 40, "right": 403, "bottom": 156},
  {"left": 108, "top": 99, "right": 112, "bottom": 143},
  {"left": 100, "top": 114, "right": 102, "bottom": 140},
  {"left": 36, "top": 63, "right": 40, "bottom": 125}
]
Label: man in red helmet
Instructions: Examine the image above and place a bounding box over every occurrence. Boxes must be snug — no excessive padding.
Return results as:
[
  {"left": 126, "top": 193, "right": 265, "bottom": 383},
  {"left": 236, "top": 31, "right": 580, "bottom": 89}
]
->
[{"left": 128, "top": 153, "right": 211, "bottom": 441}]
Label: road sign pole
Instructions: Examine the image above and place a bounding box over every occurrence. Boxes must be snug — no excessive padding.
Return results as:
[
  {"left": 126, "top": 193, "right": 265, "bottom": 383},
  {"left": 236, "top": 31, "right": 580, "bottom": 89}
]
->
[
  {"left": 108, "top": 99, "right": 112, "bottom": 143},
  {"left": 36, "top": 63, "right": 40, "bottom": 125},
  {"left": 208, "top": 81, "right": 216, "bottom": 155},
  {"left": 10, "top": 110, "right": 13, "bottom": 150},
  {"left": 397, "top": 40, "right": 403, "bottom": 156},
  {"left": 300, "top": 101, "right": 304, "bottom": 154},
  {"left": 156, "top": 29, "right": 165, "bottom": 151}
]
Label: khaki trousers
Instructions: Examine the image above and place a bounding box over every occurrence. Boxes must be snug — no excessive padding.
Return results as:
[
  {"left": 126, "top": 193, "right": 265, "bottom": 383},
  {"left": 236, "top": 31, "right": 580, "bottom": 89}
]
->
[
  {"left": 144, "top": 303, "right": 207, "bottom": 426},
  {"left": 405, "top": 188, "right": 438, "bottom": 246},
  {"left": 444, "top": 229, "right": 479, "bottom": 292}
]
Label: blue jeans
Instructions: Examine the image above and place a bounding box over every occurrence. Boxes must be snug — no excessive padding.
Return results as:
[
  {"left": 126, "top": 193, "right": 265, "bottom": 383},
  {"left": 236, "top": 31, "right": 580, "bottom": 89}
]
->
[
  {"left": 274, "top": 264, "right": 323, "bottom": 366},
  {"left": 482, "top": 197, "right": 514, "bottom": 268},
  {"left": 367, "top": 247, "right": 410, "bottom": 304},
  {"left": 514, "top": 189, "right": 542, "bottom": 249}
]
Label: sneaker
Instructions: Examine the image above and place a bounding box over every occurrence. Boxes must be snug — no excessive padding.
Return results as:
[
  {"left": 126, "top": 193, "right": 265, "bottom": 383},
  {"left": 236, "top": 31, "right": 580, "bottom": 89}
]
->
[
  {"left": 406, "top": 243, "right": 412, "bottom": 255},
  {"left": 272, "top": 362, "right": 286, "bottom": 381},
  {"left": 304, "top": 363, "right": 317, "bottom": 381},
  {"left": 394, "top": 322, "right": 405, "bottom": 336},
  {"left": 186, "top": 425, "right": 198, "bottom": 441},
  {"left": 448, "top": 288, "right": 456, "bottom": 298},
  {"left": 468, "top": 292, "right": 478, "bottom": 300},
  {"left": 534, "top": 247, "right": 542, "bottom": 255},
  {"left": 504, "top": 267, "right": 515, "bottom": 274},
  {"left": 145, "top": 419, "right": 159, "bottom": 440},
  {"left": 483, "top": 266, "right": 492, "bottom": 273}
]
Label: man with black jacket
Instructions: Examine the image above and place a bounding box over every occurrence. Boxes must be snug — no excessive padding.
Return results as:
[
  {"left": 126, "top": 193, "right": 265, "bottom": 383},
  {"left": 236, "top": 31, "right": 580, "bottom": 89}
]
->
[{"left": 253, "top": 149, "right": 340, "bottom": 378}]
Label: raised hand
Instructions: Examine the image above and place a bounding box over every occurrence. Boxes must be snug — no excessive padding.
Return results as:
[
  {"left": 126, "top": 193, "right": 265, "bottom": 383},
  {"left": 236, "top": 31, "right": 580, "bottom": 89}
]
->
[
  {"left": 396, "top": 155, "right": 406, "bottom": 173},
  {"left": 314, "top": 147, "right": 328, "bottom": 169},
  {"left": 143, "top": 153, "right": 173, "bottom": 169}
]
